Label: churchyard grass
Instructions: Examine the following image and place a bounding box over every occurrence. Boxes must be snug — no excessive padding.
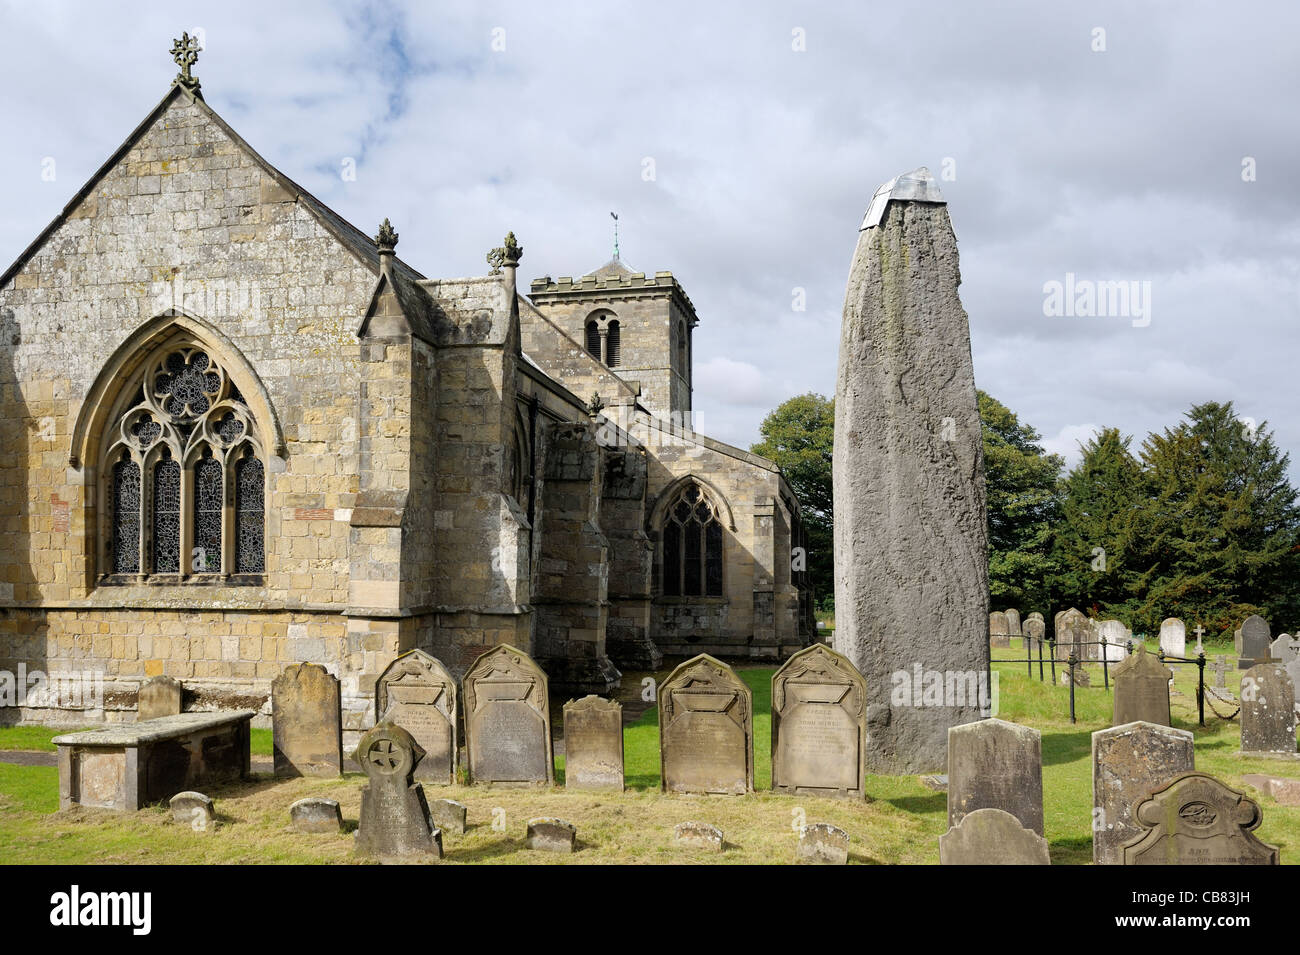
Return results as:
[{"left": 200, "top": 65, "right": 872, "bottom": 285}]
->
[{"left": 2, "top": 646, "right": 1297, "bottom": 864}]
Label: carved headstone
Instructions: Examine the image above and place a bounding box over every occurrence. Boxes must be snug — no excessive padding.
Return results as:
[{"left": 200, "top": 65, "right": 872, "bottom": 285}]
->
[
  {"left": 375, "top": 649, "right": 458, "bottom": 783},
  {"left": 832, "top": 168, "right": 988, "bottom": 774},
  {"left": 939, "top": 808, "right": 1050, "bottom": 865},
  {"left": 1004, "top": 608, "right": 1022, "bottom": 637},
  {"left": 1240, "top": 663, "right": 1297, "bottom": 755},
  {"left": 1097, "top": 620, "right": 1130, "bottom": 663},
  {"left": 526, "top": 817, "right": 576, "bottom": 853},
  {"left": 271, "top": 663, "right": 342, "bottom": 777},
  {"left": 290, "top": 797, "right": 343, "bottom": 833},
  {"left": 562, "top": 695, "right": 624, "bottom": 791},
  {"left": 137, "top": 675, "right": 183, "bottom": 721},
  {"left": 169, "top": 791, "right": 214, "bottom": 832},
  {"left": 947, "top": 718, "right": 1044, "bottom": 836},
  {"left": 1235, "top": 628, "right": 1243, "bottom": 655},
  {"left": 463, "top": 645, "right": 554, "bottom": 786},
  {"left": 1024, "top": 617, "right": 1045, "bottom": 650},
  {"left": 1270, "top": 633, "right": 1300, "bottom": 662},
  {"left": 1158, "top": 618, "right": 1186, "bottom": 658},
  {"left": 659, "top": 654, "right": 753, "bottom": 795},
  {"left": 1112, "top": 643, "right": 1172, "bottom": 727},
  {"left": 771, "top": 644, "right": 867, "bottom": 799},
  {"left": 1239, "top": 615, "right": 1271, "bottom": 669},
  {"left": 1121, "top": 772, "right": 1279, "bottom": 865},
  {"left": 430, "top": 798, "right": 467, "bottom": 835},
  {"left": 989, "top": 612, "right": 1011, "bottom": 649},
  {"left": 1060, "top": 664, "right": 1091, "bottom": 688},
  {"left": 796, "top": 823, "right": 850, "bottom": 864},
  {"left": 1214, "top": 655, "right": 1228, "bottom": 688},
  {"left": 673, "top": 821, "right": 724, "bottom": 851},
  {"left": 352, "top": 721, "right": 442, "bottom": 860},
  {"left": 1056, "top": 608, "right": 1093, "bottom": 661},
  {"left": 1092, "top": 721, "right": 1195, "bottom": 865}
]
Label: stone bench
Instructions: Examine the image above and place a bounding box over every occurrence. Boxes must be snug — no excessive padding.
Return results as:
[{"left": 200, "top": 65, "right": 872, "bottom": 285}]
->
[{"left": 54, "top": 710, "right": 255, "bottom": 811}]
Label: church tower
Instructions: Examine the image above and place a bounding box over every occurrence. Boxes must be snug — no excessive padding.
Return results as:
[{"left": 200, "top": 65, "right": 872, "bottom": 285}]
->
[{"left": 527, "top": 258, "right": 698, "bottom": 421}]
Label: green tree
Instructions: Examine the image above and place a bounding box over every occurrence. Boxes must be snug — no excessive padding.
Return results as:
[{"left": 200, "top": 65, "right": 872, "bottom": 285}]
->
[
  {"left": 751, "top": 393, "right": 834, "bottom": 606},
  {"left": 978, "top": 391, "right": 1064, "bottom": 611}
]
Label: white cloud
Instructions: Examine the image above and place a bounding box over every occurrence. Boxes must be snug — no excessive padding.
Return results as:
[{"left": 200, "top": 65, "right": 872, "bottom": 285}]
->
[{"left": 1041, "top": 424, "right": 1103, "bottom": 471}]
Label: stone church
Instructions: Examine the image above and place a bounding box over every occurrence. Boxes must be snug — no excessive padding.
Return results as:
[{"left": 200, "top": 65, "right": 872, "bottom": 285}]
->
[{"left": 0, "top": 40, "right": 812, "bottom": 732}]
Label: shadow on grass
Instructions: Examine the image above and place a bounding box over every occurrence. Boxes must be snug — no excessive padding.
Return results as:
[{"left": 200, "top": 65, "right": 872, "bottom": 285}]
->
[
  {"left": 1042, "top": 730, "right": 1095, "bottom": 767},
  {"left": 885, "top": 793, "right": 946, "bottom": 815}
]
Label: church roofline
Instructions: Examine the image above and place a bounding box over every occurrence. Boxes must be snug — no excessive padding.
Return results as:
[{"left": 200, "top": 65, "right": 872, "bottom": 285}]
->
[
  {"left": 527, "top": 269, "right": 699, "bottom": 323},
  {"left": 0, "top": 83, "right": 426, "bottom": 292}
]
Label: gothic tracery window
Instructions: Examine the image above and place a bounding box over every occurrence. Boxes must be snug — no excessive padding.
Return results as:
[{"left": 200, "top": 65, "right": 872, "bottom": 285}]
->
[
  {"left": 661, "top": 482, "right": 724, "bottom": 597},
  {"left": 102, "top": 346, "right": 266, "bottom": 580}
]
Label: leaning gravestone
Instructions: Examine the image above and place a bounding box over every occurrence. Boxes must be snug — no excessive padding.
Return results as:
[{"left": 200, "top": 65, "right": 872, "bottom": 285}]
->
[
  {"left": 1240, "top": 615, "right": 1271, "bottom": 669},
  {"left": 137, "top": 675, "right": 184, "bottom": 721},
  {"left": 1122, "top": 772, "right": 1279, "bottom": 865},
  {"left": 353, "top": 721, "right": 441, "bottom": 860},
  {"left": 290, "top": 797, "right": 343, "bottom": 833},
  {"left": 947, "top": 718, "right": 1044, "bottom": 836},
  {"left": 1024, "top": 616, "right": 1045, "bottom": 650},
  {"left": 1240, "top": 663, "right": 1297, "bottom": 755},
  {"left": 770, "top": 644, "right": 867, "bottom": 799},
  {"left": 1004, "top": 608, "right": 1022, "bottom": 637},
  {"left": 1159, "top": 618, "right": 1186, "bottom": 658},
  {"left": 375, "top": 649, "right": 458, "bottom": 783},
  {"left": 1092, "top": 721, "right": 1195, "bottom": 865},
  {"left": 988, "top": 612, "right": 1011, "bottom": 649},
  {"left": 832, "top": 167, "right": 988, "bottom": 775},
  {"left": 939, "top": 808, "right": 1050, "bottom": 865},
  {"left": 659, "top": 654, "right": 753, "bottom": 794},
  {"left": 463, "top": 645, "right": 553, "bottom": 786},
  {"left": 271, "top": 663, "right": 342, "bottom": 777},
  {"left": 562, "top": 695, "right": 624, "bottom": 791},
  {"left": 1270, "top": 633, "right": 1300, "bottom": 662},
  {"left": 1112, "top": 643, "right": 1172, "bottom": 727}
]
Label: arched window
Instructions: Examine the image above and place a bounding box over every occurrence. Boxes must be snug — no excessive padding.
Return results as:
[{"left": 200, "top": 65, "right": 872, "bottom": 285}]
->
[
  {"left": 661, "top": 482, "right": 724, "bottom": 597},
  {"left": 101, "top": 345, "right": 266, "bottom": 580},
  {"left": 606, "top": 320, "right": 621, "bottom": 368},
  {"left": 585, "top": 320, "right": 601, "bottom": 360}
]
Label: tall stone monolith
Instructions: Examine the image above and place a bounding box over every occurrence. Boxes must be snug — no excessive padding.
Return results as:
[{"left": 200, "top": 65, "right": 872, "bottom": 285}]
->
[{"left": 832, "top": 167, "right": 989, "bottom": 774}]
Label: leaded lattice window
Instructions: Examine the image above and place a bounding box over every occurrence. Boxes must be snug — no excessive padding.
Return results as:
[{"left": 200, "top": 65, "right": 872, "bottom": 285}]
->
[
  {"left": 101, "top": 345, "right": 266, "bottom": 579},
  {"left": 661, "top": 483, "right": 724, "bottom": 597}
]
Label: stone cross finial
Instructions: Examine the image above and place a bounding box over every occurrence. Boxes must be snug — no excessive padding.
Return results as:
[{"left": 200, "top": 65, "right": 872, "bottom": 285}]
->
[
  {"left": 487, "top": 232, "right": 523, "bottom": 274},
  {"left": 374, "top": 218, "right": 399, "bottom": 251},
  {"left": 171, "top": 32, "right": 202, "bottom": 92}
]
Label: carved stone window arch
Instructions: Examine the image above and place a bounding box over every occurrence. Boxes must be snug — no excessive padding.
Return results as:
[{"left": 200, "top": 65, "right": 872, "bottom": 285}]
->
[
  {"left": 99, "top": 343, "right": 267, "bottom": 582},
  {"left": 584, "top": 309, "right": 620, "bottom": 368},
  {"left": 660, "top": 481, "right": 724, "bottom": 597}
]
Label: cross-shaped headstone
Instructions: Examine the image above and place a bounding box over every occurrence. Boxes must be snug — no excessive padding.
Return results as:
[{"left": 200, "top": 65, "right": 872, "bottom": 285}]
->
[
  {"left": 1212, "top": 655, "right": 1227, "bottom": 688},
  {"left": 1193, "top": 624, "right": 1206, "bottom": 653},
  {"left": 171, "top": 32, "right": 201, "bottom": 90}
]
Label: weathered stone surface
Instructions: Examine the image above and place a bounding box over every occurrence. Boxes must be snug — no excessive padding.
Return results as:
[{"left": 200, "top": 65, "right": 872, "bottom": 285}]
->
[
  {"left": 1159, "top": 618, "right": 1186, "bottom": 658},
  {"left": 1092, "top": 721, "right": 1195, "bottom": 865},
  {"left": 429, "top": 798, "right": 467, "bottom": 834},
  {"left": 289, "top": 797, "right": 343, "bottom": 833},
  {"left": 463, "top": 645, "right": 553, "bottom": 786},
  {"left": 1060, "top": 664, "right": 1091, "bottom": 688},
  {"left": 1242, "top": 774, "right": 1300, "bottom": 806},
  {"left": 352, "top": 721, "right": 441, "bottom": 860},
  {"left": 1112, "top": 643, "right": 1172, "bottom": 727},
  {"left": 796, "top": 822, "right": 850, "bottom": 864},
  {"left": 272, "top": 663, "right": 342, "bottom": 778},
  {"left": 1003, "top": 608, "right": 1021, "bottom": 636},
  {"left": 1023, "top": 617, "right": 1046, "bottom": 650},
  {"left": 831, "top": 174, "right": 988, "bottom": 775},
  {"left": 989, "top": 612, "right": 1010, "bottom": 649},
  {"left": 169, "top": 791, "right": 215, "bottom": 831},
  {"left": 526, "top": 817, "right": 576, "bottom": 852},
  {"left": 1055, "top": 608, "right": 1093, "bottom": 661},
  {"left": 1240, "top": 663, "right": 1297, "bottom": 755},
  {"left": 1270, "top": 633, "right": 1300, "bottom": 662},
  {"left": 1122, "top": 772, "right": 1279, "bottom": 865},
  {"left": 1240, "top": 615, "right": 1271, "bottom": 669},
  {"left": 659, "top": 654, "right": 753, "bottom": 794},
  {"left": 771, "top": 643, "right": 866, "bottom": 799},
  {"left": 137, "top": 675, "right": 183, "bottom": 721},
  {"left": 562, "top": 695, "right": 624, "bottom": 791},
  {"left": 938, "top": 808, "right": 1050, "bottom": 865},
  {"left": 673, "top": 821, "right": 724, "bottom": 851},
  {"left": 1097, "top": 620, "right": 1130, "bottom": 663},
  {"left": 920, "top": 773, "right": 948, "bottom": 792},
  {"left": 1214, "top": 655, "right": 1228, "bottom": 688},
  {"left": 947, "top": 718, "right": 1043, "bottom": 836},
  {"left": 375, "top": 649, "right": 458, "bottom": 783}
]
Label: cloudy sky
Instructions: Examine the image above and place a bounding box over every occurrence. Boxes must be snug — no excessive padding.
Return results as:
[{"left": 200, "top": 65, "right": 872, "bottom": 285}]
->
[{"left": 2, "top": 1, "right": 1297, "bottom": 471}]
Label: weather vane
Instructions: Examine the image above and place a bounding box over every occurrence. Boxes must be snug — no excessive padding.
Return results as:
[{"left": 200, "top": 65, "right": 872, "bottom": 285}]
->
[
  {"left": 171, "top": 32, "right": 202, "bottom": 94},
  {"left": 610, "top": 211, "right": 620, "bottom": 261}
]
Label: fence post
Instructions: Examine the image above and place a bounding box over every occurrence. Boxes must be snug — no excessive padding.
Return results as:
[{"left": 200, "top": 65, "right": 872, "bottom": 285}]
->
[{"left": 1197, "top": 650, "right": 1206, "bottom": 727}]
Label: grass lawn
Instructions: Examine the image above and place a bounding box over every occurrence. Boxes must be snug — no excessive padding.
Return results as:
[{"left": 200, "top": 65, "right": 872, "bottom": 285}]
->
[{"left": 1, "top": 642, "right": 1296, "bottom": 864}]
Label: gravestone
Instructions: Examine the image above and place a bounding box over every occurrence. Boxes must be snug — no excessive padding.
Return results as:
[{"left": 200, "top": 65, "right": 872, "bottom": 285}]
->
[
  {"left": 562, "top": 695, "right": 624, "bottom": 791},
  {"left": 137, "top": 675, "right": 183, "bottom": 721},
  {"left": 430, "top": 798, "right": 467, "bottom": 834},
  {"left": 1286, "top": 656, "right": 1300, "bottom": 717},
  {"left": 939, "top": 808, "right": 1050, "bottom": 865},
  {"left": 1122, "top": 772, "right": 1279, "bottom": 865},
  {"left": 463, "top": 645, "right": 553, "bottom": 786},
  {"left": 1112, "top": 643, "right": 1172, "bottom": 727},
  {"left": 770, "top": 644, "right": 867, "bottom": 799},
  {"left": 375, "top": 649, "right": 458, "bottom": 784},
  {"left": 947, "top": 718, "right": 1044, "bottom": 836},
  {"left": 169, "top": 791, "right": 215, "bottom": 832},
  {"left": 271, "top": 663, "right": 342, "bottom": 778},
  {"left": 1056, "top": 608, "right": 1092, "bottom": 661},
  {"left": 797, "top": 823, "right": 850, "bottom": 864},
  {"left": 659, "top": 654, "right": 753, "bottom": 795},
  {"left": 1004, "top": 608, "right": 1022, "bottom": 636},
  {"left": 674, "top": 821, "right": 724, "bottom": 852},
  {"left": 988, "top": 612, "right": 1011, "bottom": 649},
  {"left": 1192, "top": 623, "right": 1206, "bottom": 654},
  {"left": 1092, "top": 721, "right": 1195, "bottom": 865},
  {"left": 1159, "top": 618, "right": 1186, "bottom": 658},
  {"left": 1027, "top": 611, "right": 1044, "bottom": 623},
  {"left": 1060, "top": 664, "right": 1091, "bottom": 688},
  {"left": 526, "top": 817, "right": 576, "bottom": 853},
  {"left": 1097, "top": 621, "right": 1130, "bottom": 663},
  {"left": 1240, "top": 615, "right": 1271, "bottom": 669},
  {"left": 1270, "top": 633, "right": 1300, "bottom": 662},
  {"left": 352, "top": 721, "right": 442, "bottom": 860},
  {"left": 1214, "top": 656, "right": 1227, "bottom": 688},
  {"left": 1235, "top": 628, "right": 1243, "bottom": 655},
  {"left": 832, "top": 168, "right": 988, "bottom": 775},
  {"left": 1243, "top": 774, "right": 1300, "bottom": 806},
  {"left": 290, "top": 797, "right": 343, "bottom": 833},
  {"left": 1024, "top": 617, "right": 1046, "bottom": 651},
  {"left": 1240, "top": 663, "right": 1297, "bottom": 755}
]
